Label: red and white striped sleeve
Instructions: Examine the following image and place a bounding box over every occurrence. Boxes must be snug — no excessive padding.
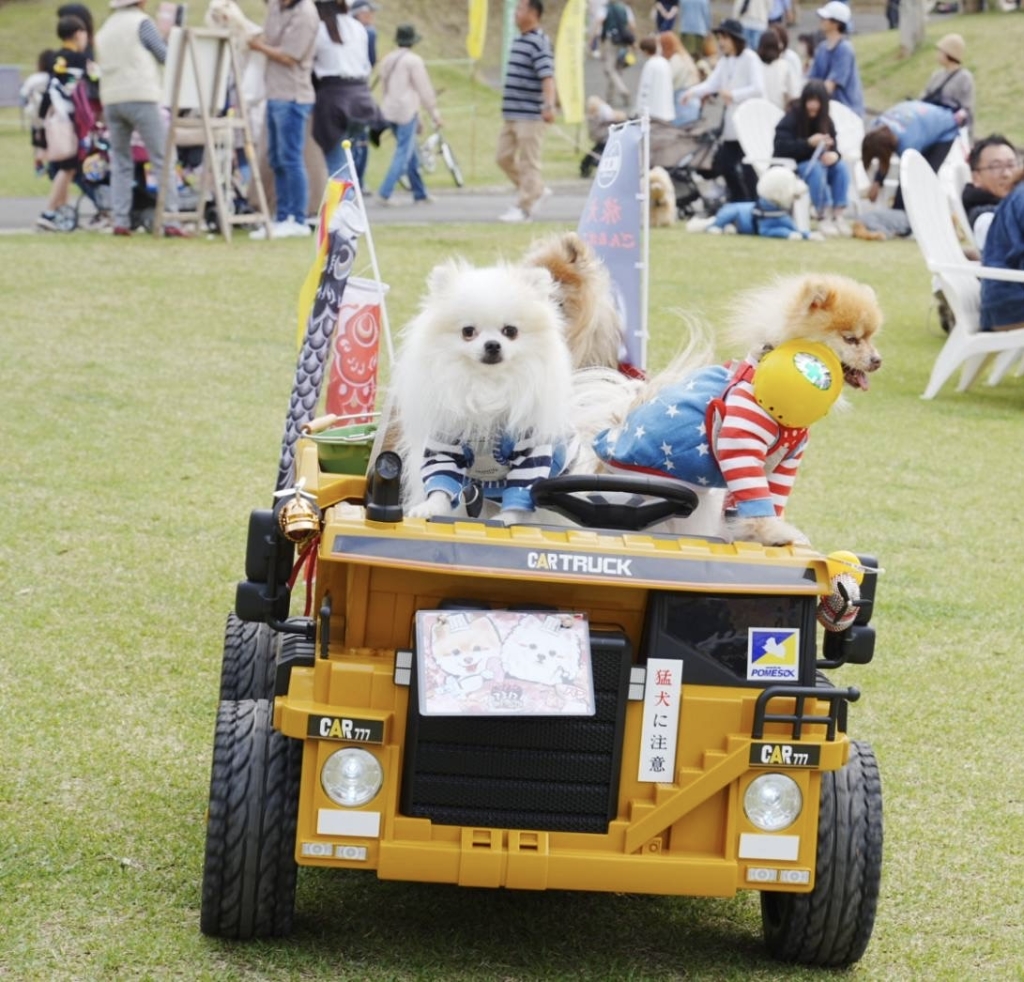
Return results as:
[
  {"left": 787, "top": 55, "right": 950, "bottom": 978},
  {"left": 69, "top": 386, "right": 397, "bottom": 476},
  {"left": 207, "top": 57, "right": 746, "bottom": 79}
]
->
[{"left": 713, "top": 380, "right": 807, "bottom": 517}]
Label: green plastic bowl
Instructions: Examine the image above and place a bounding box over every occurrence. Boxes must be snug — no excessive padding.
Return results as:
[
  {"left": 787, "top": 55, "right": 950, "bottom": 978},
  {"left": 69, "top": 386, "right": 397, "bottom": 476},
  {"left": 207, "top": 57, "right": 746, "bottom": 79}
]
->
[{"left": 310, "top": 423, "right": 377, "bottom": 474}]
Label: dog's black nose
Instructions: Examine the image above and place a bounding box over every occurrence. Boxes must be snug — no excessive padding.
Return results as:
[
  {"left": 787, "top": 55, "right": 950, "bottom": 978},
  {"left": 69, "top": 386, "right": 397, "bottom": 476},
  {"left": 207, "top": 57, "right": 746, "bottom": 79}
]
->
[{"left": 481, "top": 341, "right": 502, "bottom": 364}]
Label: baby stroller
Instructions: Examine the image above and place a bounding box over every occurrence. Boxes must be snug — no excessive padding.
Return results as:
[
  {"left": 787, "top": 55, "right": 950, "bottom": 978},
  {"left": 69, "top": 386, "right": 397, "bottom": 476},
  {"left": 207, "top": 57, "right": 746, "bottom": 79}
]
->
[
  {"left": 580, "top": 99, "right": 625, "bottom": 179},
  {"left": 649, "top": 117, "right": 727, "bottom": 220},
  {"left": 67, "top": 83, "right": 160, "bottom": 232}
]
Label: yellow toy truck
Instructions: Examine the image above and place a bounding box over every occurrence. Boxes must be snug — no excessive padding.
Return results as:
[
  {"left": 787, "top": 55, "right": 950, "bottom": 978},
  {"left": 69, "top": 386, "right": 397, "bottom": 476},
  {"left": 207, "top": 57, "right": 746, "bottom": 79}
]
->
[{"left": 201, "top": 439, "right": 882, "bottom": 968}]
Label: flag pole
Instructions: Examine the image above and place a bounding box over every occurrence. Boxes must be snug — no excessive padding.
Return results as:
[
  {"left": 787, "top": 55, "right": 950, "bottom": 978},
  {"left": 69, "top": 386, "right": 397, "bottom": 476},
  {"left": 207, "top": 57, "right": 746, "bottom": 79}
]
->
[{"left": 342, "top": 140, "right": 394, "bottom": 366}]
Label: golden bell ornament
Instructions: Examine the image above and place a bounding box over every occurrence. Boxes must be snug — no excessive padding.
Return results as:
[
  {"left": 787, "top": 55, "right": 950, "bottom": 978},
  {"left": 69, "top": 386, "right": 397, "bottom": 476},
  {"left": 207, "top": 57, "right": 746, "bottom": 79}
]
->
[{"left": 274, "top": 479, "right": 322, "bottom": 543}]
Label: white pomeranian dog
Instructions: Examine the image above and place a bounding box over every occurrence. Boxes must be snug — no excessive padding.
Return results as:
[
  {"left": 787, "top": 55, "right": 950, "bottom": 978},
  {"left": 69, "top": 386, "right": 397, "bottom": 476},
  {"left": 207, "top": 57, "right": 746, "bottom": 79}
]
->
[{"left": 390, "top": 260, "right": 576, "bottom": 525}]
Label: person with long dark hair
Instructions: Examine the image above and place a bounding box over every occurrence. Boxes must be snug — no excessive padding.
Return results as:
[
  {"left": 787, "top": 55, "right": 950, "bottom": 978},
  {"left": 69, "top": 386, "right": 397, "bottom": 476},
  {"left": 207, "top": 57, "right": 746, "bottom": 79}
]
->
[
  {"left": 309, "top": 0, "right": 378, "bottom": 186},
  {"left": 774, "top": 79, "right": 851, "bottom": 235}
]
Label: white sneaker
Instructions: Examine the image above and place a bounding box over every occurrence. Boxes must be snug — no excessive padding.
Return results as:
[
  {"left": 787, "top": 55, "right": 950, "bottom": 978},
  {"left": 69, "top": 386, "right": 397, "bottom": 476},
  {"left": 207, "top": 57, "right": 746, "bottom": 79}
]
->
[
  {"left": 283, "top": 216, "right": 312, "bottom": 237},
  {"left": 377, "top": 196, "right": 398, "bottom": 207},
  {"left": 818, "top": 219, "right": 839, "bottom": 237},
  {"left": 498, "top": 206, "right": 530, "bottom": 223},
  {"left": 833, "top": 216, "right": 853, "bottom": 237},
  {"left": 248, "top": 220, "right": 287, "bottom": 240}
]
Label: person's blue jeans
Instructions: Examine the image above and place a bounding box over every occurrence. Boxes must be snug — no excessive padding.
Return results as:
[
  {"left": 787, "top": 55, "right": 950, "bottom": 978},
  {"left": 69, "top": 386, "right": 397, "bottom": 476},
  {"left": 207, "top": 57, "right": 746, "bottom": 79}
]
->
[
  {"left": 376, "top": 118, "right": 427, "bottom": 201},
  {"left": 266, "top": 99, "right": 313, "bottom": 222},
  {"left": 743, "top": 27, "right": 764, "bottom": 51},
  {"left": 323, "top": 123, "right": 371, "bottom": 188},
  {"left": 798, "top": 157, "right": 850, "bottom": 215}
]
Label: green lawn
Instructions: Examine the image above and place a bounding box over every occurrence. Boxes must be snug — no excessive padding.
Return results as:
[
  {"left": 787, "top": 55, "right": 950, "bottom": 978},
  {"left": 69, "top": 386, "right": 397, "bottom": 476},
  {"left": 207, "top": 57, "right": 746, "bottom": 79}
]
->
[{"left": 1, "top": 225, "right": 1023, "bottom": 980}]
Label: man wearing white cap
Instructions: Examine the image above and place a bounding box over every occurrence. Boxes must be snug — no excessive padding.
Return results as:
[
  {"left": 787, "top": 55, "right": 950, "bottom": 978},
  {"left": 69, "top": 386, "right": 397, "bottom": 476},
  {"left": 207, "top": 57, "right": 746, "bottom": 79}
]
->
[
  {"left": 921, "top": 33, "right": 974, "bottom": 141},
  {"left": 807, "top": 0, "right": 863, "bottom": 117}
]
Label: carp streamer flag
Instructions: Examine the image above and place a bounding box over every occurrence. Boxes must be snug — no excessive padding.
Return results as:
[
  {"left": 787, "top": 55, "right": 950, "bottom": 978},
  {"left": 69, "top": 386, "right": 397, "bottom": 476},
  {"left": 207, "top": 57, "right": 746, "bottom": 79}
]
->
[{"left": 278, "top": 178, "right": 367, "bottom": 491}]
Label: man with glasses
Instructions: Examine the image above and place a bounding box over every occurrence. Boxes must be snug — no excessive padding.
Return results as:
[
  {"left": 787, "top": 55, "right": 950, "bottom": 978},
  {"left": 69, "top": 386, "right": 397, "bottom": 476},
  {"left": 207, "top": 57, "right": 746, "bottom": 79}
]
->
[{"left": 963, "top": 135, "right": 1018, "bottom": 251}]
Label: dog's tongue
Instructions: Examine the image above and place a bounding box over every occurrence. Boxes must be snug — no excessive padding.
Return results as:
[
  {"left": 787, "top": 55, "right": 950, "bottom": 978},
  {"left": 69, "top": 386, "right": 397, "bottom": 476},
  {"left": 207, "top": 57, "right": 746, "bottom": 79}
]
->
[{"left": 845, "top": 368, "right": 869, "bottom": 391}]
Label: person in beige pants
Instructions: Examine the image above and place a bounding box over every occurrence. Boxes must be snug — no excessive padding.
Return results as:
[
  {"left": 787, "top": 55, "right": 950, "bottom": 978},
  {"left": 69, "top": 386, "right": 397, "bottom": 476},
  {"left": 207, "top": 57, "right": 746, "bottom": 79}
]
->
[{"left": 495, "top": 0, "right": 556, "bottom": 223}]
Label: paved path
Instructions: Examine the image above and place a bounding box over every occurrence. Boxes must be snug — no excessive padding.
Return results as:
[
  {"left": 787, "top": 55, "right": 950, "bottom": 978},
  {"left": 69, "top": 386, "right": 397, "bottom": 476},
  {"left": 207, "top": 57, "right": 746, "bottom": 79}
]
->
[
  {"left": 0, "top": 180, "right": 595, "bottom": 235},
  {"left": 2, "top": 4, "right": 899, "bottom": 235}
]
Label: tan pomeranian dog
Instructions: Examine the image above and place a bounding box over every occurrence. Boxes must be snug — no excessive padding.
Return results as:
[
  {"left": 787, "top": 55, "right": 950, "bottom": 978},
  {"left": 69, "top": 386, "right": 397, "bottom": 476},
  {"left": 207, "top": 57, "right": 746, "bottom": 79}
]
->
[
  {"left": 570, "top": 273, "right": 883, "bottom": 546},
  {"left": 390, "top": 259, "right": 576, "bottom": 526},
  {"left": 648, "top": 166, "right": 677, "bottom": 228},
  {"left": 522, "top": 231, "right": 624, "bottom": 371}
]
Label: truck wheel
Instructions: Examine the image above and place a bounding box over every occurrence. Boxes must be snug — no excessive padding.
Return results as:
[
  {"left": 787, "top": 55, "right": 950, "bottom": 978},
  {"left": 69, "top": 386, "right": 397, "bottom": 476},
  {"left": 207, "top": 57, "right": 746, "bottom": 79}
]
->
[
  {"left": 200, "top": 699, "right": 302, "bottom": 939},
  {"left": 219, "top": 613, "right": 278, "bottom": 702},
  {"left": 760, "top": 739, "right": 883, "bottom": 967}
]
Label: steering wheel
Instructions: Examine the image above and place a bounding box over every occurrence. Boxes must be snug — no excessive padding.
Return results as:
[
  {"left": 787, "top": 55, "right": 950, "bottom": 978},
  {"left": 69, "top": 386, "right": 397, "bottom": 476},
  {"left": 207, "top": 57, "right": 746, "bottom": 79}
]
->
[{"left": 531, "top": 474, "right": 699, "bottom": 532}]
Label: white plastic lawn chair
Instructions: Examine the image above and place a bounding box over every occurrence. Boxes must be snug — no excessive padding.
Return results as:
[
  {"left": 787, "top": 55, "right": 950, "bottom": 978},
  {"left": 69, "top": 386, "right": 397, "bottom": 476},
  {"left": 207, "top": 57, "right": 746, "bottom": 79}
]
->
[
  {"left": 828, "top": 101, "right": 867, "bottom": 212},
  {"left": 901, "top": 148, "right": 1024, "bottom": 399},
  {"left": 733, "top": 98, "right": 786, "bottom": 178},
  {"left": 732, "top": 98, "right": 809, "bottom": 229}
]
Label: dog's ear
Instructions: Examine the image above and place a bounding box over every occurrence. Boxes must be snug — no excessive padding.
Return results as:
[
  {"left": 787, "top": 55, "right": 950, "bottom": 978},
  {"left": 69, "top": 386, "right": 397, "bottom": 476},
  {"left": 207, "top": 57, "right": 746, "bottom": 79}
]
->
[
  {"left": 560, "top": 232, "right": 582, "bottom": 265},
  {"left": 426, "top": 258, "right": 465, "bottom": 297},
  {"left": 801, "top": 278, "right": 837, "bottom": 313}
]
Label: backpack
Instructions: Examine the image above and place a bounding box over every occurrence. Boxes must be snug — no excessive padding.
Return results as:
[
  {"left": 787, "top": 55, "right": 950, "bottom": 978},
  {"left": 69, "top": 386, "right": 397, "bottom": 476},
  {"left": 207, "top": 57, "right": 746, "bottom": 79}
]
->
[{"left": 603, "top": 3, "right": 634, "bottom": 46}]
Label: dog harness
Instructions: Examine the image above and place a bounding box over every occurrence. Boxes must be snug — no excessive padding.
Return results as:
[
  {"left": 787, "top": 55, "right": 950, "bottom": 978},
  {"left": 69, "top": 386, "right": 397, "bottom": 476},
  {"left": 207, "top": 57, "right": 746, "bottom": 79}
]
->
[{"left": 594, "top": 358, "right": 809, "bottom": 517}]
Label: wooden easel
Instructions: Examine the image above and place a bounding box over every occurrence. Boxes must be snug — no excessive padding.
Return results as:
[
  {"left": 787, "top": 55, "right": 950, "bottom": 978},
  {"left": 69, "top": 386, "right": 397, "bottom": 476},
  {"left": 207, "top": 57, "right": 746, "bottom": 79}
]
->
[{"left": 154, "top": 27, "right": 271, "bottom": 241}]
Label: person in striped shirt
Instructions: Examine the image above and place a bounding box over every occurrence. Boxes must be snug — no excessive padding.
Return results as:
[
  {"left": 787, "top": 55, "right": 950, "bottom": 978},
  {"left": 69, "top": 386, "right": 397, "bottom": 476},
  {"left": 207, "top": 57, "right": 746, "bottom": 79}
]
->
[
  {"left": 495, "top": 0, "right": 556, "bottom": 223},
  {"left": 593, "top": 355, "right": 809, "bottom": 521}
]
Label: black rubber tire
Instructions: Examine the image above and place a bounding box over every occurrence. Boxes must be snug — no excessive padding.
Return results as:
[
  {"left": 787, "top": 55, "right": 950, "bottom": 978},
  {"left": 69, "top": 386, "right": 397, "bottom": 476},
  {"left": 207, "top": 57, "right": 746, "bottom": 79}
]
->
[
  {"left": 219, "top": 613, "right": 278, "bottom": 703},
  {"left": 200, "top": 699, "right": 302, "bottom": 939},
  {"left": 760, "top": 739, "right": 883, "bottom": 967}
]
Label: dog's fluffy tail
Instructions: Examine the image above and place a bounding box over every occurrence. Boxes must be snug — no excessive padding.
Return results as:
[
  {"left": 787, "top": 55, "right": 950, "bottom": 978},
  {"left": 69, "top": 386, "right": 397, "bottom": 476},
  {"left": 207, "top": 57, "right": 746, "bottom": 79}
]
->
[
  {"left": 569, "top": 313, "right": 718, "bottom": 472},
  {"left": 634, "top": 313, "right": 718, "bottom": 403}
]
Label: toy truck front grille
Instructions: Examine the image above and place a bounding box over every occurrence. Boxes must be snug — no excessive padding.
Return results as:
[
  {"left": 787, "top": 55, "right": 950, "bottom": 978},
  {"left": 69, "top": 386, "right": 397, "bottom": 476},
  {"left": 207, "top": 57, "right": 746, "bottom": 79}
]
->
[{"left": 401, "top": 631, "right": 632, "bottom": 833}]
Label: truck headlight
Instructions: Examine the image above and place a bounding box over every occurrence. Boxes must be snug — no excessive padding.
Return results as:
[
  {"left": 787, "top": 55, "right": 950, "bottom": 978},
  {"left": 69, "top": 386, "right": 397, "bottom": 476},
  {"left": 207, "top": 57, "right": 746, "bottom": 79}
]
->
[
  {"left": 321, "top": 748, "right": 383, "bottom": 807},
  {"left": 744, "top": 773, "right": 802, "bottom": 832}
]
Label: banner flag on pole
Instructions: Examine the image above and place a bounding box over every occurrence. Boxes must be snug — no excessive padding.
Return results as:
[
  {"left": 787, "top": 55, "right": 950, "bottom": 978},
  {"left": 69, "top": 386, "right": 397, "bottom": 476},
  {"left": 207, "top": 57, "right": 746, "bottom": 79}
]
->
[
  {"left": 323, "top": 277, "right": 389, "bottom": 422},
  {"left": 576, "top": 118, "right": 650, "bottom": 372},
  {"left": 278, "top": 177, "right": 366, "bottom": 491},
  {"left": 500, "top": 0, "right": 516, "bottom": 88},
  {"left": 554, "top": 0, "right": 585, "bottom": 124},
  {"left": 466, "top": 0, "right": 487, "bottom": 61}
]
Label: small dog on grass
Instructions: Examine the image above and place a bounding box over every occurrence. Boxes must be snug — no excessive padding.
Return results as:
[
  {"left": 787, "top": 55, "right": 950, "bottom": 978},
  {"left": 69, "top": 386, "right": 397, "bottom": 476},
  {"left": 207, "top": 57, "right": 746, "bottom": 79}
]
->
[
  {"left": 687, "top": 167, "right": 821, "bottom": 241},
  {"left": 571, "top": 274, "right": 883, "bottom": 545},
  {"left": 391, "top": 260, "right": 576, "bottom": 526},
  {"left": 648, "top": 166, "right": 677, "bottom": 228}
]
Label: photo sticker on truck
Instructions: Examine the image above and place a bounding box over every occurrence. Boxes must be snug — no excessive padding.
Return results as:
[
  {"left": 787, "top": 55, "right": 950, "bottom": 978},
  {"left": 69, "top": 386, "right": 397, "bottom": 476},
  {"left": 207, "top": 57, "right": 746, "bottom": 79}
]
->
[
  {"left": 308, "top": 715, "right": 385, "bottom": 743},
  {"left": 747, "top": 628, "right": 800, "bottom": 682},
  {"left": 749, "top": 742, "right": 821, "bottom": 767}
]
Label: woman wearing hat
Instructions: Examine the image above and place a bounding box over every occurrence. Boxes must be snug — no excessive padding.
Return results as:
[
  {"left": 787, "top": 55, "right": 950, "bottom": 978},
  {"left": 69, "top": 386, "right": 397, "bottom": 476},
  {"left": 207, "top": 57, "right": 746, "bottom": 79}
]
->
[
  {"left": 680, "top": 17, "right": 764, "bottom": 201},
  {"left": 375, "top": 23, "right": 442, "bottom": 205},
  {"left": 921, "top": 33, "right": 974, "bottom": 141}
]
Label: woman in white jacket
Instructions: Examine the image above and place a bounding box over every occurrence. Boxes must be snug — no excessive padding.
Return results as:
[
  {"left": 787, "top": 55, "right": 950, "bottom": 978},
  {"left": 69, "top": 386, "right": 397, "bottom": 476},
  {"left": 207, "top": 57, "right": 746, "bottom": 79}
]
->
[{"left": 681, "top": 17, "right": 764, "bottom": 200}]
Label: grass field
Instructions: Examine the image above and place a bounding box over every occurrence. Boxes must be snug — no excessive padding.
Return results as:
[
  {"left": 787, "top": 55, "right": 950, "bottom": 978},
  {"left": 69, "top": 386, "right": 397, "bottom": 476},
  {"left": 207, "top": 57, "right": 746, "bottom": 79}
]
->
[
  {"left": 2, "top": 0, "right": 1024, "bottom": 977},
  {"left": 1, "top": 223, "right": 1023, "bottom": 980}
]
